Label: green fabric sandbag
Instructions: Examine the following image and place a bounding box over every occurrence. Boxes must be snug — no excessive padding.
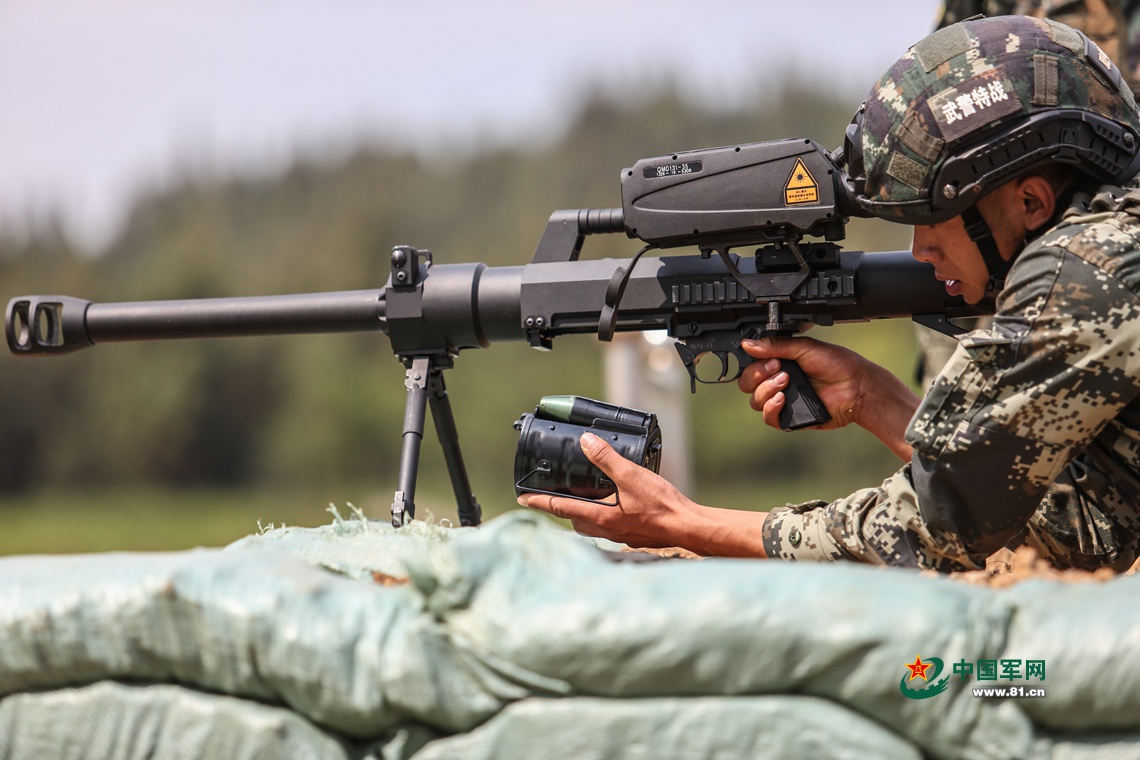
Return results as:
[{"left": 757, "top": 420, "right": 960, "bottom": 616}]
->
[{"left": 1, "top": 511, "right": 1139, "bottom": 760}]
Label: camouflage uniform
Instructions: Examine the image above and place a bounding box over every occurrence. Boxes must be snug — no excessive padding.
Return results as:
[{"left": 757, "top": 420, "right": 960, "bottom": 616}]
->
[
  {"left": 764, "top": 17, "right": 1140, "bottom": 571},
  {"left": 765, "top": 182, "right": 1140, "bottom": 571}
]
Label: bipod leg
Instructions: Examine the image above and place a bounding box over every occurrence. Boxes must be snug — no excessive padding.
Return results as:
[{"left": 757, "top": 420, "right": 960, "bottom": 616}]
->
[
  {"left": 391, "top": 356, "right": 430, "bottom": 527},
  {"left": 427, "top": 371, "right": 482, "bottom": 527}
]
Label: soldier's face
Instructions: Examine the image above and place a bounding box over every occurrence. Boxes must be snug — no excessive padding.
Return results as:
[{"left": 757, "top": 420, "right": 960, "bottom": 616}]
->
[
  {"left": 911, "top": 217, "right": 993, "bottom": 304},
  {"left": 911, "top": 184, "right": 1028, "bottom": 305}
]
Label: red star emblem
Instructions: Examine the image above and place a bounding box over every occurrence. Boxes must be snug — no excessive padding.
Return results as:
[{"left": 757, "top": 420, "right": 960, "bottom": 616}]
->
[{"left": 905, "top": 655, "right": 932, "bottom": 682}]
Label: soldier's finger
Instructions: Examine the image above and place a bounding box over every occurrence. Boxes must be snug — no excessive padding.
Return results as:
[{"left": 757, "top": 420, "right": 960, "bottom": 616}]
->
[
  {"left": 747, "top": 371, "right": 788, "bottom": 412},
  {"left": 518, "top": 493, "right": 598, "bottom": 522},
  {"left": 579, "top": 432, "right": 636, "bottom": 483},
  {"left": 738, "top": 356, "right": 783, "bottom": 393},
  {"left": 762, "top": 390, "right": 786, "bottom": 429}
]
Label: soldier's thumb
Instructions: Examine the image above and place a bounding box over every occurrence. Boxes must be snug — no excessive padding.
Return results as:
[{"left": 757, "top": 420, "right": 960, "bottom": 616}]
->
[{"left": 580, "top": 432, "right": 627, "bottom": 479}]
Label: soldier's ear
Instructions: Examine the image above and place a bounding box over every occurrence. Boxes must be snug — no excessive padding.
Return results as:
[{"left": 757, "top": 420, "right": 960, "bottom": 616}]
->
[{"left": 1016, "top": 175, "right": 1058, "bottom": 234}]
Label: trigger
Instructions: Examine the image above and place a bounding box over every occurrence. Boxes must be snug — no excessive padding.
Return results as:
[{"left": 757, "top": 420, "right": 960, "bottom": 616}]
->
[{"left": 716, "top": 351, "right": 731, "bottom": 381}]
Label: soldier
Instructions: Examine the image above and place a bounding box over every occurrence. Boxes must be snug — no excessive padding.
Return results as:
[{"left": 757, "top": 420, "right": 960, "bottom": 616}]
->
[
  {"left": 916, "top": 1, "right": 1136, "bottom": 393},
  {"left": 520, "top": 15, "right": 1140, "bottom": 573}
]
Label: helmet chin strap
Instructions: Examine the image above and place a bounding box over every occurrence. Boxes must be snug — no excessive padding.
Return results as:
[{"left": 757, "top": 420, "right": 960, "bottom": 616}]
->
[
  {"left": 959, "top": 182, "right": 1080, "bottom": 307},
  {"left": 960, "top": 205, "right": 1009, "bottom": 303}
]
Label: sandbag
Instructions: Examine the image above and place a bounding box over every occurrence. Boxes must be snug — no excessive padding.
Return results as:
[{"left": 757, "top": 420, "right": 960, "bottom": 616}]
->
[
  {"left": 409, "top": 696, "right": 923, "bottom": 760},
  {"left": 0, "top": 546, "right": 529, "bottom": 737},
  {"left": 1003, "top": 579, "right": 1140, "bottom": 731},
  {"left": 0, "top": 680, "right": 434, "bottom": 760},
  {"left": 2, "top": 510, "right": 1140, "bottom": 759},
  {"left": 235, "top": 512, "right": 1032, "bottom": 759}
]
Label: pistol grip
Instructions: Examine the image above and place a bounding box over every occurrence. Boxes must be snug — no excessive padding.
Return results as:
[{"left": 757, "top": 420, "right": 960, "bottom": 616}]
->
[{"left": 778, "top": 360, "right": 831, "bottom": 431}]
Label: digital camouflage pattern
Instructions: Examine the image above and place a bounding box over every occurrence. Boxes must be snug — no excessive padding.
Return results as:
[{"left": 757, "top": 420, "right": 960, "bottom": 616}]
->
[
  {"left": 856, "top": 15, "right": 1140, "bottom": 222},
  {"left": 764, "top": 180, "right": 1140, "bottom": 572}
]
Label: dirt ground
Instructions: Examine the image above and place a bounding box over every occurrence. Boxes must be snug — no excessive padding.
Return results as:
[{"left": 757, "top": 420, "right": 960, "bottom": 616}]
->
[
  {"left": 941, "top": 546, "right": 1139, "bottom": 587},
  {"left": 370, "top": 542, "right": 1140, "bottom": 586},
  {"left": 621, "top": 544, "right": 1140, "bottom": 586}
]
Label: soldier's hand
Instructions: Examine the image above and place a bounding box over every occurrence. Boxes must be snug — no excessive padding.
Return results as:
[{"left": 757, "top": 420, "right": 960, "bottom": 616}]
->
[
  {"left": 737, "top": 336, "right": 870, "bottom": 431},
  {"left": 518, "top": 431, "right": 698, "bottom": 549},
  {"left": 738, "top": 336, "right": 919, "bottom": 460},
  {"left": 520, "top": 432, "right": 770, "bottom": 557}
]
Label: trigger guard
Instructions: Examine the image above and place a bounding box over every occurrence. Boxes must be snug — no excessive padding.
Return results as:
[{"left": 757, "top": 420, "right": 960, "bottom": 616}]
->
[
  {"left": 674, "top": 341, "right": 698, "bottom": 368},
  {"left": 675, "top": 341, "right": 754, "bottom": 385},
  {"left": 728, "top": 345, "right": 755, "bottom": 381}
]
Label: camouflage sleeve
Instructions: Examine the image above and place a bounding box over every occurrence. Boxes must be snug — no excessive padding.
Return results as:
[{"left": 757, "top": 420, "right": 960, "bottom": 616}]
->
[
  {"left": 760, "top": 451, "right": 1140, "bottom": 572},
  {"left": 761, "top": 466, "right": 980, "bottom": 572},
  {"left": 764, "top": 221, "right": 1140, "bottom": 572},
  {"left": 907, "top": 236, "right": 1140, "bottom": 559},
  {"left": 756, "top": 451, "right": 1140, "bottom": 569}
]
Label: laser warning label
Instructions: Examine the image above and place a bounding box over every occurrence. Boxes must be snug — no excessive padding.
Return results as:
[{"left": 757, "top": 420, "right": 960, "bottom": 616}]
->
[{"left": 784, "top": 158, "right": 819, "bottom": 206}]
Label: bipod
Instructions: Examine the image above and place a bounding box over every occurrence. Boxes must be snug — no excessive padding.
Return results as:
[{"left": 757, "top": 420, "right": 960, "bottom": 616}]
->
[{"left": 390, "top": 355, "right": 483, "bottom": 528}]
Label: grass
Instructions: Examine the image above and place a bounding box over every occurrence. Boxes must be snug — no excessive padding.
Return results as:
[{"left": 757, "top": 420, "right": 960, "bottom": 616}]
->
[
  {"left": 0, "top": 485, "right": 514, "bottom": 556},
  {"left": 0, "top": 471, "right": 870, "bottom": 556}
]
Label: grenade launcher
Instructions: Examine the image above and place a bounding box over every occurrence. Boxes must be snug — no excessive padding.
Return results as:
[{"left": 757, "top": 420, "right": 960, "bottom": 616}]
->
[{"left": 5, "top": 138, "right": 979, "bottom": 527}]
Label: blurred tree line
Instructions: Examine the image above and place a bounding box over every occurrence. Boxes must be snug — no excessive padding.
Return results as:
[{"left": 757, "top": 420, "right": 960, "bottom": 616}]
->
[{"left": 0, "top": 80, "right": 918, "bottom": 515}]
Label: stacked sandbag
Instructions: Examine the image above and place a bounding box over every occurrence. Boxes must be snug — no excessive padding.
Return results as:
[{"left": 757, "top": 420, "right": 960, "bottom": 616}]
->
[
  {"left": 0, "top": 681, "right": 420, "bottom": 760},
  {"left": 0, "top": 509, "right": 1137, "bottom": 759}
]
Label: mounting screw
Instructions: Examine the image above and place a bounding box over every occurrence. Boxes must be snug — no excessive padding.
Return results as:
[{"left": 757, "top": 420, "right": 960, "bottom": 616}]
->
[
  {"left": 392, "top": 249, "right": 406, "bottom": 266},
  {"left": 942, "top": 183, "right": 958, "bottom": 200}
]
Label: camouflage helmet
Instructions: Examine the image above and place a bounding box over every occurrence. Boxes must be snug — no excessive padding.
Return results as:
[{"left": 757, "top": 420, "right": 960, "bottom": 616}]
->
[{"left": 843, "top": 15, "right": 1140, "bottom": 224}]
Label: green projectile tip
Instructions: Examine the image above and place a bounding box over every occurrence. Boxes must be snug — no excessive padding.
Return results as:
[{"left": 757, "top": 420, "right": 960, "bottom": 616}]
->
[{"left": 537, "top": 395, "right": 577, "bottom": 422}]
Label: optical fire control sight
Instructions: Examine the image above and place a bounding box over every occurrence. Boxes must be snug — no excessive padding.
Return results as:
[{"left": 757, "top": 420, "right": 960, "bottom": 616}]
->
[
  {"left": 6, "top": 136, "right": 977, "bottom": 528},
  {"left": 620, "top": 138, "right": 855, "bottom": 249},
  {"left": 514, "top": 396, "right": 662, "bottom": 505},
  {"left": 607, "top": 138, "right": 868, "bottom": 430}
]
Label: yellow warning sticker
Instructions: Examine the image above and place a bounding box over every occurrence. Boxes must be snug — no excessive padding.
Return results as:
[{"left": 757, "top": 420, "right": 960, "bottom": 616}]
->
[{"left": 784, "top": 158, "right": 819, "bottom": 206}]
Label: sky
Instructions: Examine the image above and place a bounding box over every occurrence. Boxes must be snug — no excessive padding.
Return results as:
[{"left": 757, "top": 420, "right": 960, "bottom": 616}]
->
[{"left": 0, "top": 1, "right": 943, "bottom": 247}]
